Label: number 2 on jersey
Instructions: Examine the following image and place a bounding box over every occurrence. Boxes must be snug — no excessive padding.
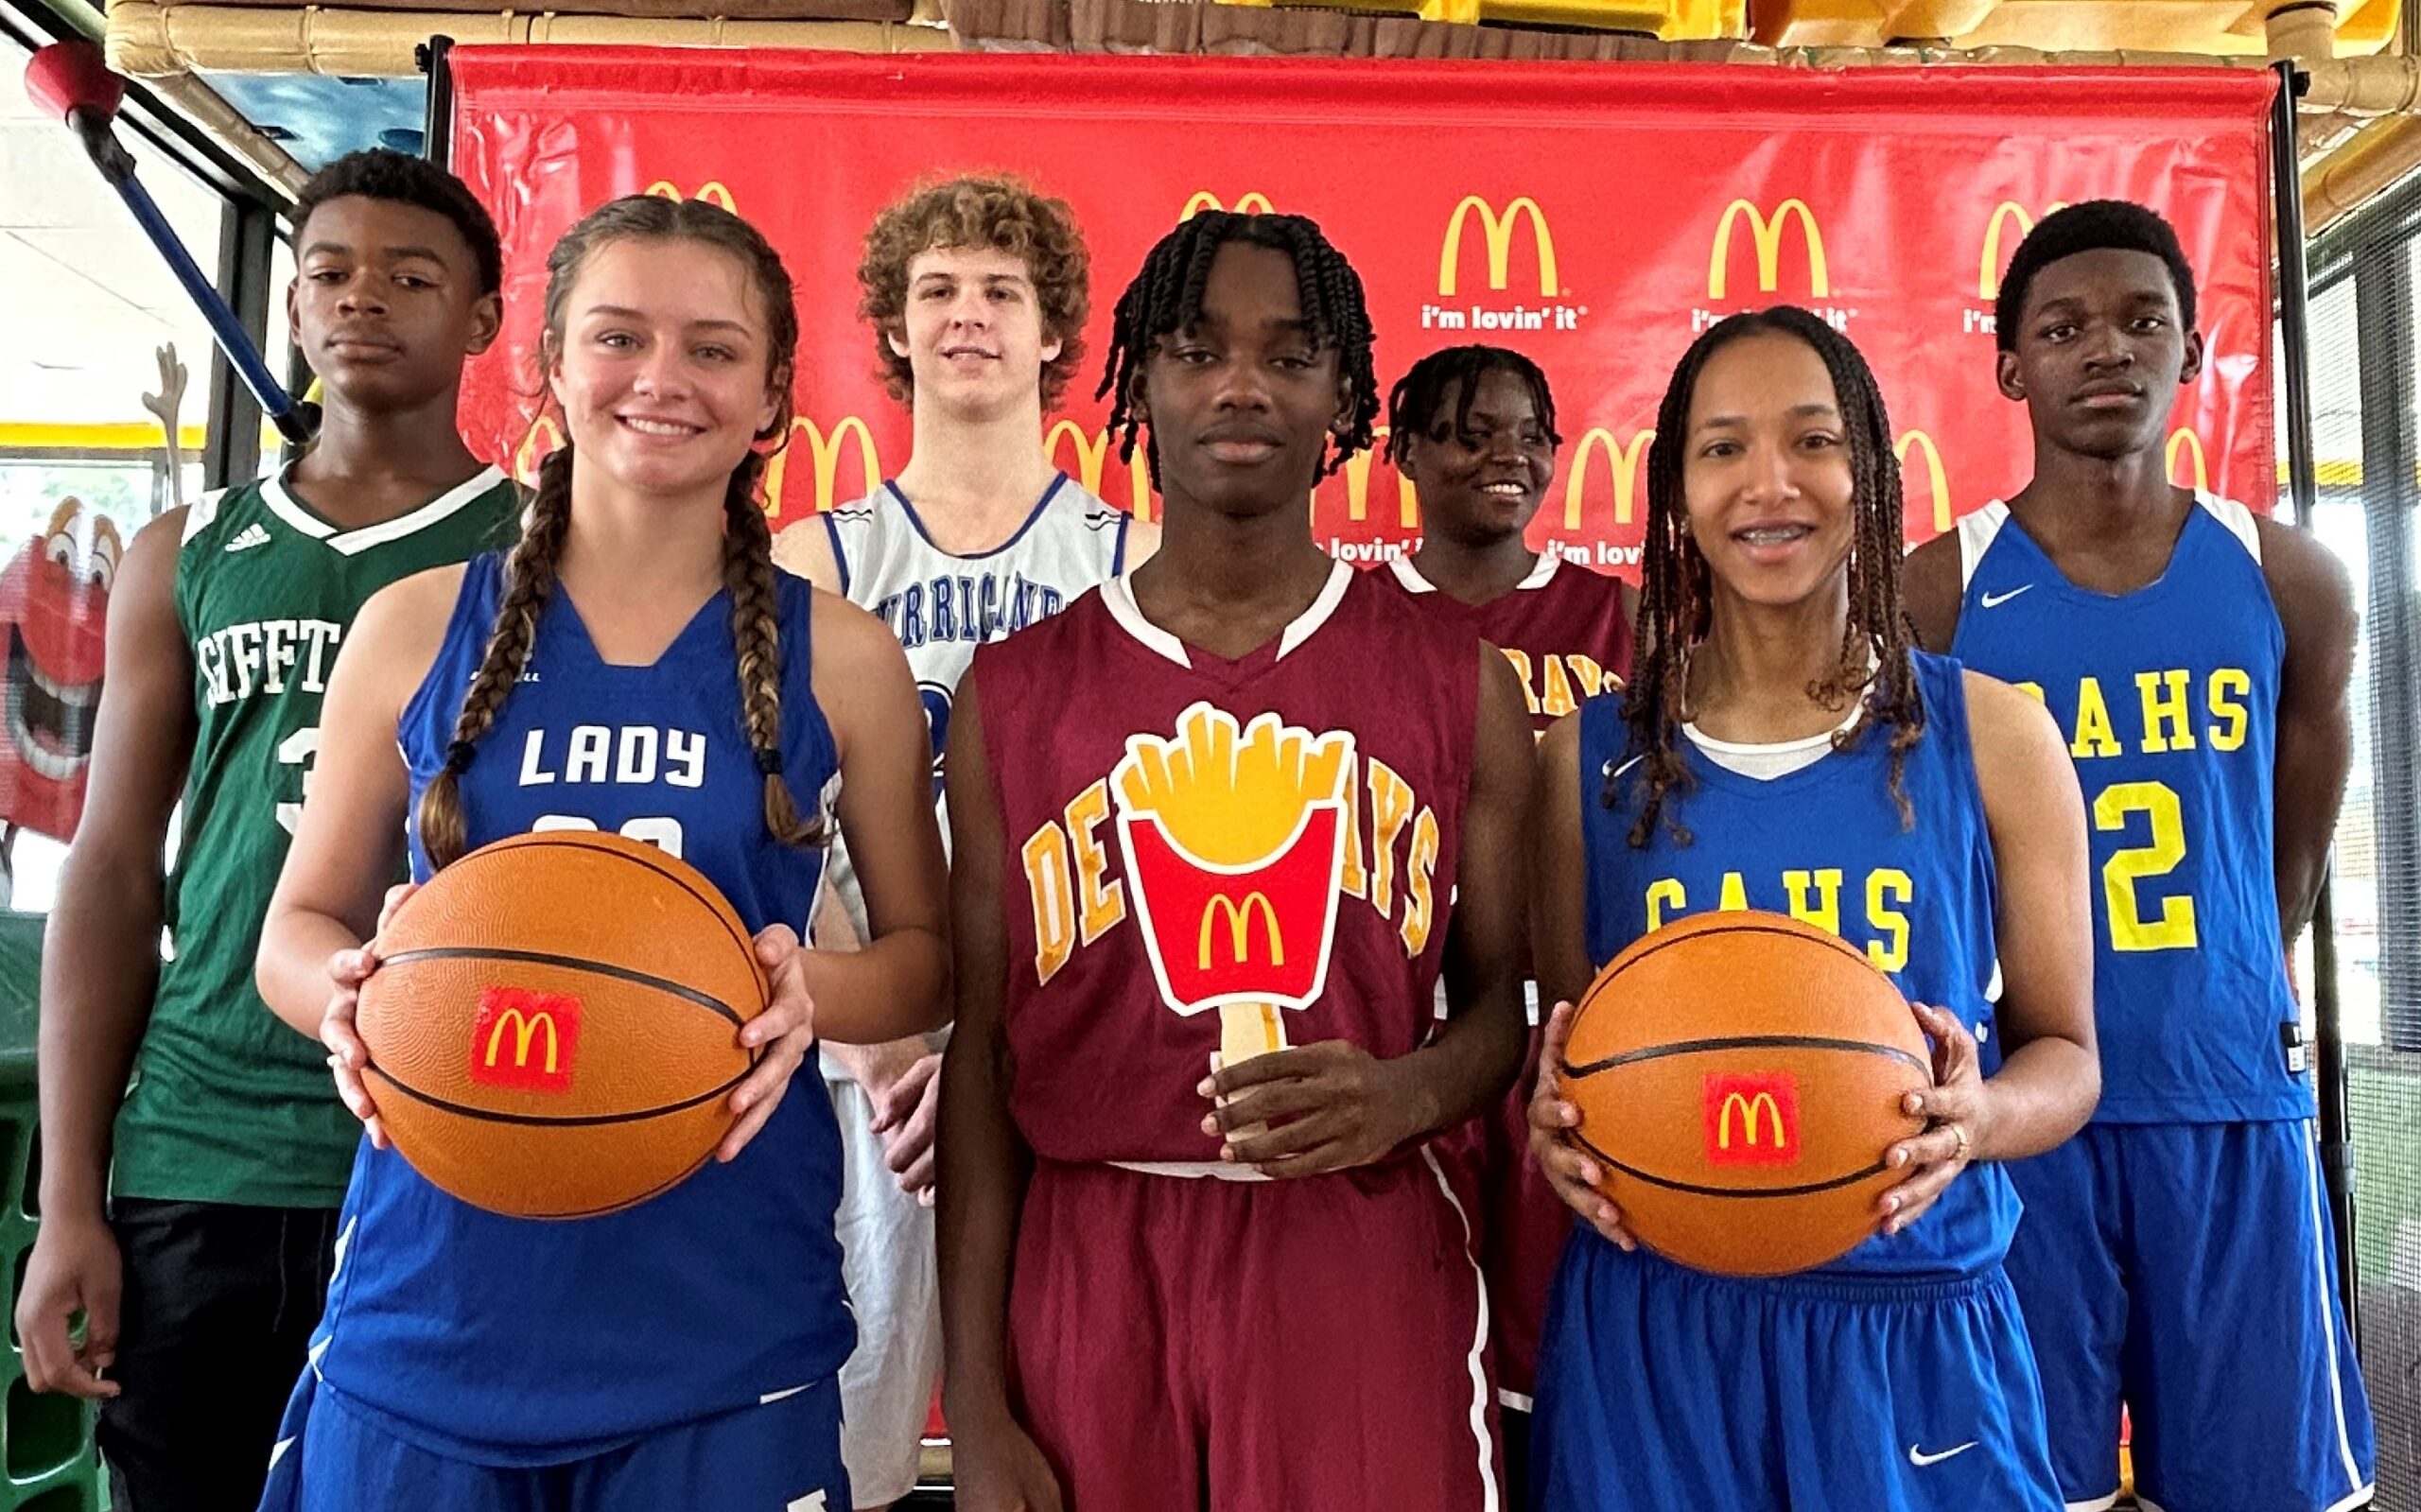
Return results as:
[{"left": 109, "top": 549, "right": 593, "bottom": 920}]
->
[
  {"left": 2094, "top": 780, "right": 2198, "bottom": 952},
  {"left": 535, "top": 813, "right": 687, "bottom": 859}
]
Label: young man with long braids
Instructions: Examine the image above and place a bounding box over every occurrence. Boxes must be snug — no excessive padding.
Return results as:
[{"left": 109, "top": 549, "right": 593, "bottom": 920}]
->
[
  {"left": 1527, "top": 307, "right": 2098, "bottom": 1512},
  {"left": 937, "top": 211, "right": 1534, "bottom": 1512},
  {"left": 1378, "top": 342, "right": 1634, "bottom": 1504},
  {"left": 1905, "top": 200, "right": 2375, "bottom": 1512},
  {"left": 774, "top": 175, "right": 1152, "bottom": 1510},
  {"left": 250, "top": 194, "right": 949, "bottom": 1508}
]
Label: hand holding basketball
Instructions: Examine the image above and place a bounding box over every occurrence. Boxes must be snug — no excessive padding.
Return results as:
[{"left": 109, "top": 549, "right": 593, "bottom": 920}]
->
[
  {"left": 1876, "top": 1002, "right": 1992, "bottom": 1236},
  {"left": 1528, "top": 999, "right": 1637, "bottom": 1251},
  {"left": 320, "top": 881, "right": 419, "bottom": 1151},
  {"left": 1200, "top": 1040, "right": 1419, "bottom": 1176},
  {"left": 717, "top": 923, "right": 818, "bottom": 1163}
]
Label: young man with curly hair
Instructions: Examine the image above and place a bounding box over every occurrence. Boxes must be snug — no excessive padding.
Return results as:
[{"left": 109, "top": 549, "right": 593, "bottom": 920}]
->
[{"left": 774, "top": 172, "right": 1154, "bottom": 1511}]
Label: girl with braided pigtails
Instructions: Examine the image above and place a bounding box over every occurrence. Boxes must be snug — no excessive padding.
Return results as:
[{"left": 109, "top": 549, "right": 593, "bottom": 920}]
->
[
  {"left": 250, "top": 194, "right": 949, "bottom": 1510},
  {"left": 1525, "top": 307, "right": 2098, "bottom": 1512}
]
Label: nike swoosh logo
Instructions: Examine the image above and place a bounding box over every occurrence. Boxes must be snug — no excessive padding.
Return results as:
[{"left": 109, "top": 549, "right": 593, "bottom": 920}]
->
[
  {"left": 1978, "top": 585, "right": 2033, "bottom": 608},
  {"left": 1908, "top": 1441, "right": 1979, "bottom": 1468}
]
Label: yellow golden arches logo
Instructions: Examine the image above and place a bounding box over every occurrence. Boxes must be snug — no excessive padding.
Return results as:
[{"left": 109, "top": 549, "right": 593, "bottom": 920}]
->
[
  {"left": 1198, "top": 891, "right": 1285, "bottom": 970},
  {"left": 1439, "top": 196, "right": 1558, "bottom": 299},
  {"left": 1045, "top": 420, "right": 1158, "bottom": 525},
  {"left": 1561, "top": 427, "right": 1655, "bottom": 530},
  {"left": 645, "top": 180, "right": 739, "bottom": 213},
  {"left": 1709, "top": 200, "right": 1829, "bottom": 301},
  {"left": 513, "top": 413, "right": 566, "bottom": 485},
  {"left": 484, "top": 1007, "right": 562, "bottom": 1073},
  {"left": 1716, "top": 1090, "right": 1788, "bottom": 1150},
  {"left": 1979, "top": 201, "right": 2069, "bottom": 302},
  {"left": 1895, "top": 430, "right": 1953, "bottom": 536},
  {"left": 1182, "top": 191, "right": 1276, "bottom": 220},
  {"left": 2167, "top": 427, "right": 2209, "bottom": 493},
  {"left": 762, "top": 415, "right": 881, "bottom": 519},
  {"left": 1330, "top": 427, "right": 1420, "bottom": 529}
]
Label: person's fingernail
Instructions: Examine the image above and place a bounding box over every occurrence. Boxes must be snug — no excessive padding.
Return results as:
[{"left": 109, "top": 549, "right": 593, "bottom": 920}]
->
[
  {"left": 1904, "top": 1093, "right": 1924, "bottom": 1114},
  {"left": 1200, "top": 1115, "right": 1219, "bottom": 1135},
  {"left": 1891, "top": 1148, "right": 1908, "bottom": 1167},
  {"left": 1196, "top": 1077, "right": 1216, "bottom": 1097},
  {"left": 1884, "top": 1195, "right": 1901, "bottom": 1213}
]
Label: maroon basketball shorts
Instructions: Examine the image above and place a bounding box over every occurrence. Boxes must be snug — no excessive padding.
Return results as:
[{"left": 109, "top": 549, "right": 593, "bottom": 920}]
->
[
  {"left": 1477, "top": 1020, "right": 1572, "bottom": 1410},
  {"left": 1008, "top": 1154, "right": 1502, "bottom": 1511}
]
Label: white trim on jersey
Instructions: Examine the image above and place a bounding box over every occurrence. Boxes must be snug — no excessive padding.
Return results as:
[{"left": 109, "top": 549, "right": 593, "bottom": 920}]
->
[
  {"left": 2196, "top": 492, "right": 2263, "bottom": 565},
  {"left": 1955, "top": 500, "right": 2012, "bottom": 592},
  {"left": 1420, "top": 1144, "right": 1501, "bottom": 1512},
  {"left": 259, "top": 466, "right": 509, "bottom": 557},
  {"left": 1959, "top": 492, "right": 2261, "bottom": 592},
  {"left": 181, "top": 485, "right": 234, "bottom": 545},
  {"left": 2062, "top": 1494, "right": 2120, "bottom": 1512},
  {"left": 1103, "top": 559, "right": 1353, "bottom": 669},
  {"left": 1387, "top": 549, "right": 1560, "bottom": 597},
  {"left": 1276, "top": 561, "right": 1354, "bottom": 661},
  {"left": 2300, "top": 1117, "right": 2370, "bottom": 1503}
]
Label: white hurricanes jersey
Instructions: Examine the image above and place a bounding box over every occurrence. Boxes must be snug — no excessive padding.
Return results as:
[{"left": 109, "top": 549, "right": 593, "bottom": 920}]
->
[{"left": 817, "top": 472, "right": 1133, "bottom": 941}]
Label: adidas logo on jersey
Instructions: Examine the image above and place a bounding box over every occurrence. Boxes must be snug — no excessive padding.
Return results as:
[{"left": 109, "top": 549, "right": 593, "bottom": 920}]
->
[{"left": 223, "top": 523, "right": 271, "bottom": 553}]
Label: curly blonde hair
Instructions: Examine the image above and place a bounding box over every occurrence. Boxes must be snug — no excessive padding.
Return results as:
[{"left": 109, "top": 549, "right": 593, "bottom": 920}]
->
[{"left": 858, "top": 174, "right": 1090, "bottom": 409}]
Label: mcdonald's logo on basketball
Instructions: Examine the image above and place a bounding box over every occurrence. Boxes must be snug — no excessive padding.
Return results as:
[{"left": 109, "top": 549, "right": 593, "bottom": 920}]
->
[
  {"left": 1198, "top": 891, "right": 1285, "bottom": 970},
  {"left": 1704, "top": 1072, "right": 1798, "bottom": 1167},
  {"left": 1184, "top": 190, "right": 1275, "bottom": 220},
  {"left": 468, "top": 987, "right": 582, "bottom": 1094},
  {"left": 1708, "top": 200, "right": 1829, "bottom": 301},
  {"left": 645, "top": 180, "right": 739, "bottom": 213},
  {"left": 1978, "top": 200, "right": 2067, "bottom": 301},
  {"left": 1562, "top": 426, "right": 1655, "bottom": 530},
  {"left": 764, "top": 415, "right": 881, "bottom": 518},
  {"left": 1895, "top": 429, "right": 1953, "bottom": 536},
  {"left": 2167, "top": 427, "right": 2209, "bottom": 493},
  {"left": 1440, "top": 196, "right": 1559, "bottom": 298}
]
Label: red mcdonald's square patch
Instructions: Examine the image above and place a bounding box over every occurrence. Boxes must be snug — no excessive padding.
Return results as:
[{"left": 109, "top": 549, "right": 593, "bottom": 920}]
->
[
  {"left": 1703, "top": 1071, "right": 1799, "bottom": 1167},
  {"left": 468, "top": 986, "right": 582, "bottom": 1094}
]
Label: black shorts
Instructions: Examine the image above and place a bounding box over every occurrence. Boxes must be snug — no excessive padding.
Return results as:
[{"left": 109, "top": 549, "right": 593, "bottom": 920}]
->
[{"left": 98, "top": 1199, "right": 338, "bottom": 1512}]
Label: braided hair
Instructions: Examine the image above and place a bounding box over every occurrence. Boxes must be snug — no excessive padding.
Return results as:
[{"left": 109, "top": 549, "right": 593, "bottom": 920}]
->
[
  {"left": 1096, "top": 210, "right": 1379, "bottom": 486},
  {"left": 1384, "top": 344, "right": 1560, "bottom": 463},
  {"left": 416, "top": 194, "right": 825, "bottom": 869},
  {"left": 1616, "top": 306, "right": 1925, "bottom": 846}
]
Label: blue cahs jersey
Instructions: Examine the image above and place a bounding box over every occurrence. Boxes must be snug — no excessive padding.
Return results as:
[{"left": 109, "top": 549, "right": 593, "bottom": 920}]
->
[
  {"left": 1576, "top": 652, "right": 2019, "bottom": 1281},
  {"left": 313, "top": 553, "right": 850, "bottom": 1462},
  {"left": 1950, "top": 496, "right": 2303, "bottom": 1125}
]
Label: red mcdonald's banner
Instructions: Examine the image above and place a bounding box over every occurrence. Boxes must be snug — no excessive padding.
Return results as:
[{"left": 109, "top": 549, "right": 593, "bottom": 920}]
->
[{"left": 448, "top": 51, "right": 2276, "bottom": 570}]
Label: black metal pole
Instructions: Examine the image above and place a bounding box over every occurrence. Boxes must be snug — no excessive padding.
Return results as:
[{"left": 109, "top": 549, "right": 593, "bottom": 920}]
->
[
  {"left": 419, "top": 36, "right": 457, "bottom": 170},
  {"left": 2271, "top": 59, "right": 2362, "bottom": 1337}
]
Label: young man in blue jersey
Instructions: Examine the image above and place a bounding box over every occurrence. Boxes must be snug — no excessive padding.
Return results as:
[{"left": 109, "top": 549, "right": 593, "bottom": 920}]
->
[
  {"left": 12, "top": 150, "right": 518, "bottom": 1512},
  {"left": 1905, "top": 200, "right": 2375, "bottom": 1512}
]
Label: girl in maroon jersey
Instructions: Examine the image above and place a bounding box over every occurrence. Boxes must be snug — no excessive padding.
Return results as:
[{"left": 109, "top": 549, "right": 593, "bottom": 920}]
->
[
  {"left": 937, "top": 213, "right": 1537, "bottom": 1512},
  {"left": 1384, "top": 342, "right": 1640, "bottom": 1508}
]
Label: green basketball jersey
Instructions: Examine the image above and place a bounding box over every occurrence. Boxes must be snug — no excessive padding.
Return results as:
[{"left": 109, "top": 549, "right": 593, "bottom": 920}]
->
[{"left": 111, "top": 465, "right": 519, "bottom": 1208}]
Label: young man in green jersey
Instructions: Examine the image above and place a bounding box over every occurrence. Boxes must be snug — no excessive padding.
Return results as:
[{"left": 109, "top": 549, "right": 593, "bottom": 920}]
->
[{"left": 12, "top": 149, "right": 519, "bottom": 1511}]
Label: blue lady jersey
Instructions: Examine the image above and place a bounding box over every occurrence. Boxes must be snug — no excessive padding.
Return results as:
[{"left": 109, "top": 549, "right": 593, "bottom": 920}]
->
[
  {"left": 1577, "top": 651, "right": 2018, "bottom": 1280},
  {"left": 1950, "top": 496, "right": 2302, "bottom": 1124},
  {"left": 309, "top": 553, "right": 851, "bottom": 1463}
]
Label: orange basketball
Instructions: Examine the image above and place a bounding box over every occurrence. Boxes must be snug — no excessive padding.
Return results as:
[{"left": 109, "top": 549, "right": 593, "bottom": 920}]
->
[
  {"left": 1560, "top": 910, "right": 1932, "bottom": 1277},
  {"left": 355, "top": 829, "right": 768, "bottom": 1219}
]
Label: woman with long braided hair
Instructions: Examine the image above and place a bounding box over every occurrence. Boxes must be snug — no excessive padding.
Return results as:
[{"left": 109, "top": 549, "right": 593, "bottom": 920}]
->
[
  {"left": 252, "top": 194, "right": 947, "bottom": 1509},
  {"left": 938, "top": 211, "right": 1535, "bottom": 1512},
  {"left": 1524, "top": 307, "right": 2098, "bottom": 1512}
]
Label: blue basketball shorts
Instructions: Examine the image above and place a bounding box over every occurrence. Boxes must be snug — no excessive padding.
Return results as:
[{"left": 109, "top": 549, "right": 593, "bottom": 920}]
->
[
  {"left": 2003, "top": 1120, "right": 2375, "bottom": 1512},
  {"left": 1532, "top": 1234, "right": 2062, "bottom": 1512},
  {"left": 254, "top": 1364, "right": 849, "bottom": 1512}
]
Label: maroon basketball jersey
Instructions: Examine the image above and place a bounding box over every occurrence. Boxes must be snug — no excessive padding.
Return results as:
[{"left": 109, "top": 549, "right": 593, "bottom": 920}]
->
[
  {"left": 972, "top": 564, "right": 1481, "bottom": 1163},
  {"left": 1381, "top": 551, "right": 1633, "bottom": 733}
]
